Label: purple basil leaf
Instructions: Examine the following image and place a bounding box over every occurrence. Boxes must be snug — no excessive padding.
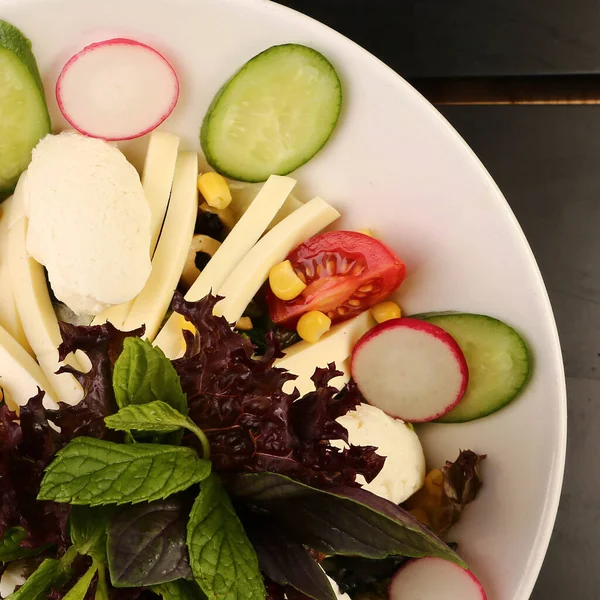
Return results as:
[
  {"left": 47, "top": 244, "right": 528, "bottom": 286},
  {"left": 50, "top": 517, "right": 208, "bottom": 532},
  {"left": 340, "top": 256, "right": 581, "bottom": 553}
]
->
[
  {"left": 243, "top": 512, "right": 336, "bottom": 600},
  {"left": 107, "top": 498, "right": 192, "bottom": 587},
  {"left": 227, "top": 472, "right": 464, "bottom": 566}
]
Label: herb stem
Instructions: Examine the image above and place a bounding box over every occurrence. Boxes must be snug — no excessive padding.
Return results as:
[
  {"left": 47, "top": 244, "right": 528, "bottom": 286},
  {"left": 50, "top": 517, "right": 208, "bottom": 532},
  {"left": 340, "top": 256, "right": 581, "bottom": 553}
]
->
[{"left": 188, "top": 423, "right": 211, "bottom": 460}]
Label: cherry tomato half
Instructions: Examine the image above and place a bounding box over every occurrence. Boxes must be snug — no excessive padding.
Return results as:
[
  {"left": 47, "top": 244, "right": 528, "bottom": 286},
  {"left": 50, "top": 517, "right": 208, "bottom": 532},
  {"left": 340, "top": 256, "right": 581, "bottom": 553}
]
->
[{"left": 267, "top": 231, "right": 406, "bottom": 327}]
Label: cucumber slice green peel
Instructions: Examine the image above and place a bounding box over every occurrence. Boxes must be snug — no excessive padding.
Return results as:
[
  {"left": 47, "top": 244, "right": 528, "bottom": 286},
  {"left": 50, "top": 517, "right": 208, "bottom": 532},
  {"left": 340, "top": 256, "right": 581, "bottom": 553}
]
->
[
  {"left": 418, "top": 313, "right": 531, "bottom": 423},
  {"left": 201, "top": 44, "right": 342, "bottom": 183},
  {"left": 0, "top": 20, "right": 51, "bottom": 201}
]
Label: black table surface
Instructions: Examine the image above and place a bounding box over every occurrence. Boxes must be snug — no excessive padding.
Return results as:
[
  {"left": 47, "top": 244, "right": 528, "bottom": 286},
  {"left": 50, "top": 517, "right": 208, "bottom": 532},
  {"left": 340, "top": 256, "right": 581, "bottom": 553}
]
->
[
  {"left": 277, "top": 0, "right": 600, "bottom": 77},
  {"left": 275, "top": 1, "right": 595, "bottom": 598}
]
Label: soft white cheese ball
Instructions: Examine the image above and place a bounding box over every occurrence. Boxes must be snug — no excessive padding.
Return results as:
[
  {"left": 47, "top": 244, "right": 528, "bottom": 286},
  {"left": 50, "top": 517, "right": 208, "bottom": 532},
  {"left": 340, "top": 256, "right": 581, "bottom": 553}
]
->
[
  {"left": 24, "top": 132, "right": 152, "bottom": 315},
  {"left": 333, "top": 403, "right": 426, "bottom": 504}
]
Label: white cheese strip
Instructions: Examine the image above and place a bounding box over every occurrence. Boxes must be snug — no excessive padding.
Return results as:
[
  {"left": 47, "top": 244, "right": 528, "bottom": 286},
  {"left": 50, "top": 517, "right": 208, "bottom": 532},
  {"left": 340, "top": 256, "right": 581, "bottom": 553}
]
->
[
  {"left": 0, "top": 196, "right": 33, "bottom": 355},
  {"left": 275, "top": 310, "right": 376, "bottom": 396},
  {"left": 154, "top": 174, "right": 296, "bottom": 359},
  {"left": 229, "top": 181, "right": 304, "bottom": 230},
  {"left": 92, "top": 131, "right": 180, "bottom": 328},
  {"left": 9, "top": 217, "right": 84, "bottom": 406},
  {"left": 0, "top": 324, "right": 59, "bottom": 410},
  {"left": 122, "top": 151, "right": 198, "bottom": 341},
  {"left": 215, "top": 197, "right": 340, "bottom": 324},
  {"left": 143, "top": 131, "right": 182, "bottom": 252}
]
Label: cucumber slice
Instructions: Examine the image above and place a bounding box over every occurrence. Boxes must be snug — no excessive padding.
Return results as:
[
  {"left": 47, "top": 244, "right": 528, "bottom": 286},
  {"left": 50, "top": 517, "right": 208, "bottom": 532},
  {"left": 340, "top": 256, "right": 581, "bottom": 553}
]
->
[
  {"left": 421, "top": 313, "right": 531, "bottom": 423},
  {"left": 201, "top": 44, "right": 342, "bottom": 182},
  {"left": 0, "top": 21, "right": 50, "bottom": 200}
]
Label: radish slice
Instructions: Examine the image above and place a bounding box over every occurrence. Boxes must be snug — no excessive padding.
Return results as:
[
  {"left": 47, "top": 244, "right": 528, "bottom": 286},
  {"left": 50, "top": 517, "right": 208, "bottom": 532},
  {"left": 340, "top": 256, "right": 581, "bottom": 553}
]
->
[
  {"left": 56, "top": 38, "right": 179, "bottom": 141},
  {"left": 351, "top": 318, "right": 468, "bottom": 422},
  {"left": 388, "top": 557, "right": 487, "bottom": 600}
]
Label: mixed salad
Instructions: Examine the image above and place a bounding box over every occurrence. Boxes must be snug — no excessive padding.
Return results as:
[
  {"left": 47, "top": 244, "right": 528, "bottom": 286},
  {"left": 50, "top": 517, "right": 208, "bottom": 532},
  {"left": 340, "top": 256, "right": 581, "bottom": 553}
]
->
[{"left": 0, "top": 19, "right": 532, "bottom": 600}]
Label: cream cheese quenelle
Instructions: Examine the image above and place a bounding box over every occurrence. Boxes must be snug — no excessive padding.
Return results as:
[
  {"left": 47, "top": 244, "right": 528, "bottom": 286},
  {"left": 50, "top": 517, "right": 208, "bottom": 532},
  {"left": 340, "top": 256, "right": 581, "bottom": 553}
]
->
[
  {"left": 23, "top": 131, "right": 152, "bottom": 315},
  {"left": 333, "top": 402, "right": 426, "bottom": 504}
]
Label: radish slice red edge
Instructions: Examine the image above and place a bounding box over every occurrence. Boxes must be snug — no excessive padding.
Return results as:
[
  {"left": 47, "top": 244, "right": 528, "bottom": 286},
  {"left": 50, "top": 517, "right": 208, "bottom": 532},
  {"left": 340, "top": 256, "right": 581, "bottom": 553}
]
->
[
  {"left": 388, "top": 557, "right": 487, "bottom": 600},
  {"left": 351, "top": 317, "right": 468, "bottom": 422},
  {"left": 56, "top": 38, "right": 179, "bottom": 141}
]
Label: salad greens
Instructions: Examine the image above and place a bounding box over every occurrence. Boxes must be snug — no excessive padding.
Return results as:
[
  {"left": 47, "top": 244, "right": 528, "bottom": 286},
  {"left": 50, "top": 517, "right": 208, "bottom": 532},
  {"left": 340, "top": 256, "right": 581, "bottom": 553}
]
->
[
  {"left": 69, "top": 506, "right": 112, "bottom": 562},
  {"left": 228, "top": 472, "right": 463, "bottom": 564},
  {"left": 38, "top": 438, "right": 211, "bottom": 506},
  {"left": 7, "top": 547, "right": 78, "bottom": 599},
  {"left": 112, "top": 338, "right": 188, "bottom": 416},
  {"left": 187, "top": 474, "right": 265, "bottom": 600},
  {"left": 0, "top": 294, "right": 479, "bottom": 599},
  {"left": 0, "top": 527, "right": 45, "bottom": 562},
  {"left": 244, "top": 513, "right": 337, "bottom": 600},
  {"left": 153, "top": 580, "right": 206, "bottom": 599},
  {"left": 108, "top": 499, "right": 192, "bottom": 587},
  {"left": 62, "top": 562, "right": 98, "bottom": 599},
  {"left": 105, "top": 401, "right": 210, "bottom": 458}
]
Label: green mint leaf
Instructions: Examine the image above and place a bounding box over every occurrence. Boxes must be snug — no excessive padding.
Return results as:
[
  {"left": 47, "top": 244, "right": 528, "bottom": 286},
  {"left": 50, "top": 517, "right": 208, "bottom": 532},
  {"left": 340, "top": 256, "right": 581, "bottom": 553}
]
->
[
  {"left": 153, "top": 579, "right": 207, "bottom": 599},
  {"left": 228, "top": 472, "right": 464, "bottom": 566},
  {"left": 105, "top": 401, "right": 210, "bottom": 458},
  {"left": 70, "top": 506, "right": 114, "bottom": 562},
  {"left": 107, "top": 498, "right": 192, "bottom": 587},
  {"left": 63, "top": 562, "right": 98, "bottom": 600},
  {"left": 38, "top": 437, "right": 211, "bottom": 506},
  {"left": 0, "top": 527, "right": 46, "bottom": 562},
  {"left": 113, "top": 338, "right": 188, "bottom": 415},
  {"left": 7, "top": 547, "right": 77, "bottom": 600},
  {"left": 187, "top": 474, "right": 265, "bottom": 600}
]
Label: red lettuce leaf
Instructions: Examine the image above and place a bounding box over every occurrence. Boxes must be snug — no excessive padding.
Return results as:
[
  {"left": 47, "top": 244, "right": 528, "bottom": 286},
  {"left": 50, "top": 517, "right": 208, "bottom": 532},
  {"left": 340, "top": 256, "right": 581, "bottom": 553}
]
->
[
  {"left": 0, "top": 392, "right": 70, "bottom": 551},
  {"left": 291, "top": 366, "right": 358, "bottom": 443},
  {"left": 171, "top": 293, "right": 384, "bottom": 488},
  {"left": 0, "top": 402, "right": 21, "bottom": 534},
  {"left": 48, "top": 321, "right": 143, "bottom": 440}
]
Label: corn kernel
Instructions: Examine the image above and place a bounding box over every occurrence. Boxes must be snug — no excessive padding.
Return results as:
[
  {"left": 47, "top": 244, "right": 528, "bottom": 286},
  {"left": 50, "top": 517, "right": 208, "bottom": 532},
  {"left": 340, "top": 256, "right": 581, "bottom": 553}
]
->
[
  {"left": 371, "top": 301, "right": 402, "bottom": 323},
  {"left": 269, "top": 260, "right": 307, "bottom": 301},
  {"left": 198, "top": 172, "right": 232, "bottom": 210},
  {"left": 356, "top": 228, "right": 375, "bottom": 237},
  {"left": 236, "top": 317, "right": 253, "bottom": 331},
  {"left": 297, "top": 311, "right": 331, "bottom": 343}
]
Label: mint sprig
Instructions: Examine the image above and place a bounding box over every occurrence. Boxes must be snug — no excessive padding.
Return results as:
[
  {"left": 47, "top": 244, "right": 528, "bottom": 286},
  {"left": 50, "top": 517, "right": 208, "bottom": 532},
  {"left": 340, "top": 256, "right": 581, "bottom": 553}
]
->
[
  {"left": 38, "top": 437, "right": 211, "bottom": 506},
  {"left": 105, "top": 400, "right": 210, "bottom": 458}
]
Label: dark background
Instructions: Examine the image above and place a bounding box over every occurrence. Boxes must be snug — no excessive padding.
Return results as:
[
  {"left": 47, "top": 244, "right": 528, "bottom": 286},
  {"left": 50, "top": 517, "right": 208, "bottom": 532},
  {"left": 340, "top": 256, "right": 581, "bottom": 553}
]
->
[{"left": 276, "top": 2, "right": 600, "bottom": 598}]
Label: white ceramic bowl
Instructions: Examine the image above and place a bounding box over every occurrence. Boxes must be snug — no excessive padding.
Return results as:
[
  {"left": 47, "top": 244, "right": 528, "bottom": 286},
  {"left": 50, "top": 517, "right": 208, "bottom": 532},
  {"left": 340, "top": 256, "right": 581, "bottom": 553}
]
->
[{"left": 1, "top": 0, "right": 567, "bottom": 598}]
